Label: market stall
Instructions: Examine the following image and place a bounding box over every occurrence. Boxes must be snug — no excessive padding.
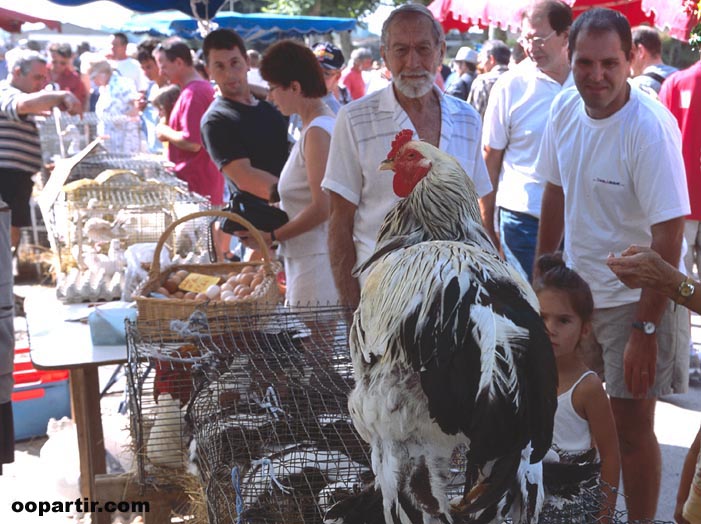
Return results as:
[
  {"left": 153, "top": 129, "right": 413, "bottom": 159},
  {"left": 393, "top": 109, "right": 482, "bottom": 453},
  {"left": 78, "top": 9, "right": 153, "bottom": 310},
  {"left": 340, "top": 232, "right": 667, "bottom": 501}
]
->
[{"left": 427, "top": 0, "right": 699, "bottom": 40}]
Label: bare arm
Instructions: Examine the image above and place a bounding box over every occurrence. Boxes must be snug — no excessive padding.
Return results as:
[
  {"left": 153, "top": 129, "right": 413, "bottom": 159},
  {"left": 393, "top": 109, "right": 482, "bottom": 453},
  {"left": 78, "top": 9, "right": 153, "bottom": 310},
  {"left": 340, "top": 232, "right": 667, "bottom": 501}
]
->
[
  {"left": 15, "top": 90, "right": 82, "bottom": 116},
  {"left": 155, "top": 122, "right": 201, "bottom": 153},
  {"left": 607, "top": 245, "right": 701, "bottom": 315},
  {"left": 535, "top": 182, "right": 565, "bottom": 270},
  {"left": 273, "top": 127, "right": 330, "bottom": 242},
  {"left": 328, "top": 191, "right": 360, "bottom": 308},
  {"left": 221, "top": 157, "right": 279, "bottom": 201},
  {"left": 580, "top": 377, "right": 620, "bottom": 519},
  {"left": 675, "top": 426, "right": 701, "bottom": 524},
  {"left": 624, "top": 216, "right": 685, "bottom": 397},
  {"left": 481, "top": 145, "right": 504, "bottom": 249}
]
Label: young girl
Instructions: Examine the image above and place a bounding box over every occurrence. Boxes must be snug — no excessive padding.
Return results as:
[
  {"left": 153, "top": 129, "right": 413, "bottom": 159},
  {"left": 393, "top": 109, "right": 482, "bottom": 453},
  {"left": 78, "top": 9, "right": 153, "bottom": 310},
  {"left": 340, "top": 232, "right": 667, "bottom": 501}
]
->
[{"left": 533, "top": 253, "right": 620, "bottom": 520}]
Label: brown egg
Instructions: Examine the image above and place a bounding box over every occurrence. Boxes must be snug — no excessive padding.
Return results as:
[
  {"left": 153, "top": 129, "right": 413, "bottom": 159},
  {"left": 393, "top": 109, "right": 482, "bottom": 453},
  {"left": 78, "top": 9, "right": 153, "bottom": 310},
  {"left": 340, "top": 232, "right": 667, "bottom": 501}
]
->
[
  {"left": 155, "top": 287, "right": 170, "bottom": 297},
  {"left": 175, "top": 269, "right": 189, "bottom": 279},
  {"left": 238, "top": 273, "right": 254, "bottom": 286},
  {"left": 236, "top": 285, "right": 252, "bottom": 297},
  {"left": 250, "top": 275, "right": 264, "bottom": 289},
  {"left": 184, "top": 292, "right": 198, "bottom": 300},
  {"left": 163, "top": 279, "right": 179, "bottom": 294},
  {"left": 195, "top": 292, "right": 209, "bottom": 301},
  {"left": 226, "top": 271, "right": 237, "bottom": 280},
  {"left": 241, "top": 265, "right": 256, "bottom": 274},
  {"left": 172, "top": 291, "right": 185, "bottom": 299}
]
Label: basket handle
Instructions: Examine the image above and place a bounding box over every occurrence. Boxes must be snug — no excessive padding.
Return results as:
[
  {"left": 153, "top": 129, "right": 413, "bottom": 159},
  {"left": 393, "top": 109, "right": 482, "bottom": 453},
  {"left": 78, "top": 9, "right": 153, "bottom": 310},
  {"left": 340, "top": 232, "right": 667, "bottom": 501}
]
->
[{"left": 148, "top": 210, "right": 274, "bottom": 280}]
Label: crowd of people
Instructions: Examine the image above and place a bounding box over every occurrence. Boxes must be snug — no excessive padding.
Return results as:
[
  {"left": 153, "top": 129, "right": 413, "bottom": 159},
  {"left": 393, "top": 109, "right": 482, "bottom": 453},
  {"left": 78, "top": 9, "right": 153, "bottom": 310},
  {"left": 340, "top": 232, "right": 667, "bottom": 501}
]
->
[{"left": 0, "top": 1, "right": 700, "bottom": 520}]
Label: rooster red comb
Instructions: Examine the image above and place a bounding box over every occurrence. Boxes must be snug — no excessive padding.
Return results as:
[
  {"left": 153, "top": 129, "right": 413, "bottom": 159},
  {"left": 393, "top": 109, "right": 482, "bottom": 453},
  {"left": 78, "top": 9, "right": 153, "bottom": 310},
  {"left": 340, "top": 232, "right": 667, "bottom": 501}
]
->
[{"left": 387, "top": 129, "right": 414, "bottom": 160}]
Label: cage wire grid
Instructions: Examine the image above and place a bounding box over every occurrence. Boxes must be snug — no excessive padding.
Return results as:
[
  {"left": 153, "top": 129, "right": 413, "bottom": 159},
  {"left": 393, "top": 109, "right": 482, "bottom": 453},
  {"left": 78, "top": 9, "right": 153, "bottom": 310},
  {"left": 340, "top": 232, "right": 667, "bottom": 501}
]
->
[
  {"left": 126, "top": 306, "right": 675, "bottom": 524},
  {"left": 47, "top": 181, "right": 211, "bottom": 302}
]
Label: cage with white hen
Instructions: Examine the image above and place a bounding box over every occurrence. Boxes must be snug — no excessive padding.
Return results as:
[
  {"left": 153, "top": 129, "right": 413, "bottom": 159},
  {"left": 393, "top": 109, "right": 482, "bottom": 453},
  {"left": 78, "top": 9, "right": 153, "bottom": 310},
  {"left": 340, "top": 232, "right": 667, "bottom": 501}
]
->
[{"left": 46, "top": 170, "right": 211, "bottom": 303}]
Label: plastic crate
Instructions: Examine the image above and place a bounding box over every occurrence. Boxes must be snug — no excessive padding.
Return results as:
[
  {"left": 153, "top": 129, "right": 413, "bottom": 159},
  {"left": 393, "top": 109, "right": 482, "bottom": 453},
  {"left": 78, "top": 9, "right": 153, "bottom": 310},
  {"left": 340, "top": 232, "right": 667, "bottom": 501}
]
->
[{"left": 11, "top": 347, "right": 71, "bottom": 441}]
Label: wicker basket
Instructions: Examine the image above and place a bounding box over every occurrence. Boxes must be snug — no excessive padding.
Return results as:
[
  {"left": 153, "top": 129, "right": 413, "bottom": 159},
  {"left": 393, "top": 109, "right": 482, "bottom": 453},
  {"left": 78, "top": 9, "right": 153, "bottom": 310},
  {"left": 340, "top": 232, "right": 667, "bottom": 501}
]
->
[{"left": 136, "top": 210, "right": 281, "bottom": 337}]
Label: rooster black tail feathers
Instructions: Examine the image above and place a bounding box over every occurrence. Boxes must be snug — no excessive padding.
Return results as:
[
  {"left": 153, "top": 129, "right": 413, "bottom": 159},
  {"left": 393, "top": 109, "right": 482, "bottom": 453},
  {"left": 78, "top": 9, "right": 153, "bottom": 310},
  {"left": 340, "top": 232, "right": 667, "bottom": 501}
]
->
[
  {"left": 323, "top": 484, "right": 384, "bottom": 524},
  {"left": 451, "top": 449, "right": 521, "bottom": 522},
  {"left": 452, "top": 448, "right": 543, "bottom": 524}
]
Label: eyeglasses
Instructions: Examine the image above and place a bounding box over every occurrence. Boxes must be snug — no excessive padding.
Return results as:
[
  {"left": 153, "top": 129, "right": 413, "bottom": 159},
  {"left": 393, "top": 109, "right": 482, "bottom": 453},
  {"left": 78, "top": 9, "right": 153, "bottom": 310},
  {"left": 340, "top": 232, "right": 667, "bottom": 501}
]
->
[{"left": 519, "top": 30, "right": 558, "bottom": 49}]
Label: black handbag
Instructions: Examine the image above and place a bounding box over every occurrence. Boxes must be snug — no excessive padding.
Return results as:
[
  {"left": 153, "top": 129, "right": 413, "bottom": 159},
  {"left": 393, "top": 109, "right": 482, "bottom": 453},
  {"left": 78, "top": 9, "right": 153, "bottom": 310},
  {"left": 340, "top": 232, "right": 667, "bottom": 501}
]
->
[{"left": 220, "top": 191, "right": 289, "bottom": 233}]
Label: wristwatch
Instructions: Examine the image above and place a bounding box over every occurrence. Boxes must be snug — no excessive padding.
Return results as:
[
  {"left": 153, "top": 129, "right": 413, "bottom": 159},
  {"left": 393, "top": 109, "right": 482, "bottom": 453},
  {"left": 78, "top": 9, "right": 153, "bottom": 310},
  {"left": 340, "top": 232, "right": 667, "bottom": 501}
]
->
[
  {"left": 678, "top": 276, "right": 696, "bottom": 304},
  {"left": 632, "top": 321, "right": 656, "bottom": 335}
]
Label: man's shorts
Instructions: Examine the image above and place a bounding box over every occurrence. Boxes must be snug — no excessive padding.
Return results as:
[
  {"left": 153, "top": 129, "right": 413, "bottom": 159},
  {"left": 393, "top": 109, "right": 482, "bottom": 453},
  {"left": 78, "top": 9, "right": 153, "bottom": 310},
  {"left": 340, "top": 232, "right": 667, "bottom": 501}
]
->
[
  {"left": 580, "top": 301, "right": 690, "bottom": 399},
  {"left": 0, "top": 170, "right": 35, "bottom": 228}
]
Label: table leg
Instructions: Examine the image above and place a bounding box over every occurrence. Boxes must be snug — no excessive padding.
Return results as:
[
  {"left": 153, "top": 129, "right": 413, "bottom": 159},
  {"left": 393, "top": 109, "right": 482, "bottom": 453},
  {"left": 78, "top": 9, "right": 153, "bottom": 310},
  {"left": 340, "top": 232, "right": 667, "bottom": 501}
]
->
[{"left": 70, "top": 366, "right": 111, "bottom": 524}]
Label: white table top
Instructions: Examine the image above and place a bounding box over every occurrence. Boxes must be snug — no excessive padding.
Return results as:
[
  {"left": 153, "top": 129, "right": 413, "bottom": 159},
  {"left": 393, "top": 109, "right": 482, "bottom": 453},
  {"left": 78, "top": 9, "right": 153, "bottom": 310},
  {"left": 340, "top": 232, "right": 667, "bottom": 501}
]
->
[{"left": 25, "top": 286, "right": 128, "bottom": 370}]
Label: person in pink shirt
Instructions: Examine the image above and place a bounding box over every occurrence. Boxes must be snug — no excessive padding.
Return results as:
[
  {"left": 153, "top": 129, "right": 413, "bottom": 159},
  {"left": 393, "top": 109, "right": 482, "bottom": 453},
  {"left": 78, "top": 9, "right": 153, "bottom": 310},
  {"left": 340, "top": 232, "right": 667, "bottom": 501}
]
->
[
  {"left": 659, "top": 55, "right": 701, "bottom": 280},
  {"left": 340, "top": 47, "right": 372, "bottom": 100},
  {"left": 153, "top": 38, "right": 223, "bottom": 206}
]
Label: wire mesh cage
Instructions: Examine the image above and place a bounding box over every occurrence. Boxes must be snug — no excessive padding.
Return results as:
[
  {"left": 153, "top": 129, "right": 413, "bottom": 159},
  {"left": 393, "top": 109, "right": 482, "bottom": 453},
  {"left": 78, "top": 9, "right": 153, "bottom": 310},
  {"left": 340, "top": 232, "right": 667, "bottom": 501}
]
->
[
  {"left": 36, "top": 113, "right": 185, "bottom": 188},
  {"left": 46, "top": 171, "right": 212, "bottom": 302},
  {"left": 125, "top": 305, "right": 675, "bottom": 524}
]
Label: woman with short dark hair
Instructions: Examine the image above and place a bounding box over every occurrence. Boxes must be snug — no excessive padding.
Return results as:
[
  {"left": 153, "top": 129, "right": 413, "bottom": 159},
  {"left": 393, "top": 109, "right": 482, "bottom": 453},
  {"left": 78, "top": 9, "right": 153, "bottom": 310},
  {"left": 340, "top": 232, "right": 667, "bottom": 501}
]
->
[{"left": 240, "top": 40, "right": 338, "bottom": 306}]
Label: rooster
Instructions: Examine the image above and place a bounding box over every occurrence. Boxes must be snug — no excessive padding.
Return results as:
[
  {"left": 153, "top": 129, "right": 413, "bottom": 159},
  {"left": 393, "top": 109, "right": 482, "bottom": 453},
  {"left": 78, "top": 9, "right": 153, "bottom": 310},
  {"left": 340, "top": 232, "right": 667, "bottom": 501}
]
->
[{"left": 341, "top": 130, "right": 557, "bottom": 524}]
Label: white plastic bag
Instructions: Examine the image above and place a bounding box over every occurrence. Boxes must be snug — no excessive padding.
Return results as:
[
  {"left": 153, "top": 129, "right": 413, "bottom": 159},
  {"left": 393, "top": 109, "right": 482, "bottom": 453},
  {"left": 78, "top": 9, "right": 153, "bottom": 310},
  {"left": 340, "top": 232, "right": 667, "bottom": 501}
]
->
[{"left": 39, "top": 417, "right": 81, "bottom": 511}]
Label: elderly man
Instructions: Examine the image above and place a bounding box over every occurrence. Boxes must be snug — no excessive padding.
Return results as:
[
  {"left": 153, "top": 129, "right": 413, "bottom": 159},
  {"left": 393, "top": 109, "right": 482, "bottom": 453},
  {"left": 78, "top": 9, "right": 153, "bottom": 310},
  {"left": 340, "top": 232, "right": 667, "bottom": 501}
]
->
[
  {"left": 482, "top": 0, "right": 574, "bottom": 281},
  {"left": 0, "top": 49, "right": 81, "bottom": 251},
  {"left": 536, "top": 8, "right": 690, "bottom": 520},
  {"left": 321, "top": 3, "right": 492, "bottom": 308}
]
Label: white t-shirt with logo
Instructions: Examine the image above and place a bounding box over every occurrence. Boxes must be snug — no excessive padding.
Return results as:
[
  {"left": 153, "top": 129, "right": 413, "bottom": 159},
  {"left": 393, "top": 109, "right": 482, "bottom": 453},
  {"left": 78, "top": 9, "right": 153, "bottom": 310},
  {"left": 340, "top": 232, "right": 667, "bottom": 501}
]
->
[{"left": 536, "top": 86, "right": 690, "bottom": 308}]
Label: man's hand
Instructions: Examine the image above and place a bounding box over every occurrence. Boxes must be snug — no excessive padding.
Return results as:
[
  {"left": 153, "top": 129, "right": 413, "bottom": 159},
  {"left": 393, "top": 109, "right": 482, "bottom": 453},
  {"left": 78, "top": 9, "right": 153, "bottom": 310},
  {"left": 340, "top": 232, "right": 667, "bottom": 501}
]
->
[
  {"left": 58, "top": 92, "right": 82, "bottom": 116},
  {"left": 623, "top": 329, "right": 658, "bottom": 398}
]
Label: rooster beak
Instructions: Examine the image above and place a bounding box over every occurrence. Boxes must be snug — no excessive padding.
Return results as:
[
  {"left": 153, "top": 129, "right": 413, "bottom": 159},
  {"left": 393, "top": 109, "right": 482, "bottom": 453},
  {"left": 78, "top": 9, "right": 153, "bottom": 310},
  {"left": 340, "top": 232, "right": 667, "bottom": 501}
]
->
[{"left": 379, "top": 158, "right": 395, "bottom": 171}]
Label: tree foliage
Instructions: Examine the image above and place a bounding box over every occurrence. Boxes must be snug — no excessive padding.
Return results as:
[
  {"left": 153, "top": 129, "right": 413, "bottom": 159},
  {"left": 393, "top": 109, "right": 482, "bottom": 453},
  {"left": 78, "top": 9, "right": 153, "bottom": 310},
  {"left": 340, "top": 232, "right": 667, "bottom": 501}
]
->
[{"left": 262, "top": 0, "right": 392, "bottom": 22}]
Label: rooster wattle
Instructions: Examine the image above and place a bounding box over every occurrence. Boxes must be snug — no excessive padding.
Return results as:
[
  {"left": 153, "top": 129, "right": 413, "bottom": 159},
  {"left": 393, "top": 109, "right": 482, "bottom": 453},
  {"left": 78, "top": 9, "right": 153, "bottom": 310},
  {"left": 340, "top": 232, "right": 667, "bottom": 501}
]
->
[{"left": 339, "top": 130, "right": 557, "bottom": 524}]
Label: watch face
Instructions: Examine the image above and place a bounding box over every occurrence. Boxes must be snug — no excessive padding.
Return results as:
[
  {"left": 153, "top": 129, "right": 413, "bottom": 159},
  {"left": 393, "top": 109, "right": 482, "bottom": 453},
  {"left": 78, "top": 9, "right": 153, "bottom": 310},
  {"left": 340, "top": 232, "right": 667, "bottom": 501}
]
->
[
  {"left": 681, "top": 281, "right": 695, "bottom": 297},
  {"left": 643, "top": 322, "right": 655, "bottom": 335}
]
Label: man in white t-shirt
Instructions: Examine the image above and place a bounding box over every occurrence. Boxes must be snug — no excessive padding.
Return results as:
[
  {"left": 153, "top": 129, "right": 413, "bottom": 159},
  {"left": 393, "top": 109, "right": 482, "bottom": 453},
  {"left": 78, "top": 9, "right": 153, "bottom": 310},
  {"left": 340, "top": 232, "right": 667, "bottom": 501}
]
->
[
  {"left": 535, "top": 8, "right": 690, "bottom": 520},
  {"left": 110, "top": 32, "right": 147, "bottom": 92},
  {"left": 482, "top": 0, "right": 573, "bottom": 281},
  {"left": 321, "top": 3, "right": 492, "bottom": 308}
]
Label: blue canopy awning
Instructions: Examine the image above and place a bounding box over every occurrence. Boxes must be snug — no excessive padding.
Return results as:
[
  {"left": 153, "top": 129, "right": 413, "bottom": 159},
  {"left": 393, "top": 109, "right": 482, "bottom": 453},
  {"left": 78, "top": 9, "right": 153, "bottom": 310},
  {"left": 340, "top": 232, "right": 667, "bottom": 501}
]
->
[
  {"left": 48, "top": 0, "right": 226, "bottom": 20},
  {"left": 120, "top": 11, "right": 356, "bottom": 43}
]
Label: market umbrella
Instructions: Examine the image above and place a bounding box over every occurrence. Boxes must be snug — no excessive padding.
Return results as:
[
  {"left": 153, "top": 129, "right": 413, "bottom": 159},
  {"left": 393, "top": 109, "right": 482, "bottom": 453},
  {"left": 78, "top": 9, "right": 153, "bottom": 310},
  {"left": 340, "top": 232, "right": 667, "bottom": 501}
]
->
[
  {"left": 427, "top": 0, "right": 699, "bottom": 41},
  {"left": 119, "top": 11, "right": 356, "bottom": 42},
  {"left": 48, "top": 0, "right": 226, "bottom": 20},
  {"left": 0, "top": 6, "right": 61, "bottom": 33}
]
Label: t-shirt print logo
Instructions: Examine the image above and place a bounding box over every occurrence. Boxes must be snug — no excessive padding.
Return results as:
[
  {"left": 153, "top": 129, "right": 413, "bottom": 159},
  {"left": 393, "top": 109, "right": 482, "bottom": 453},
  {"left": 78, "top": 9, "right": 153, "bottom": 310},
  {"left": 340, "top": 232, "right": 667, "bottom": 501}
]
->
[{"left": 593, "top": 177, "right": 623, "bottom": 187}]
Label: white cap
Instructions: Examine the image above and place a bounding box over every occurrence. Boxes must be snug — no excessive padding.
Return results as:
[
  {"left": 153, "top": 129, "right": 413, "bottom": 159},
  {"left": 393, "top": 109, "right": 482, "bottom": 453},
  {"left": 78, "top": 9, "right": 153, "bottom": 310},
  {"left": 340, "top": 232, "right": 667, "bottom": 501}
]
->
[{"left": 454, "top": 46, "right": 478, "bottom": 64}]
